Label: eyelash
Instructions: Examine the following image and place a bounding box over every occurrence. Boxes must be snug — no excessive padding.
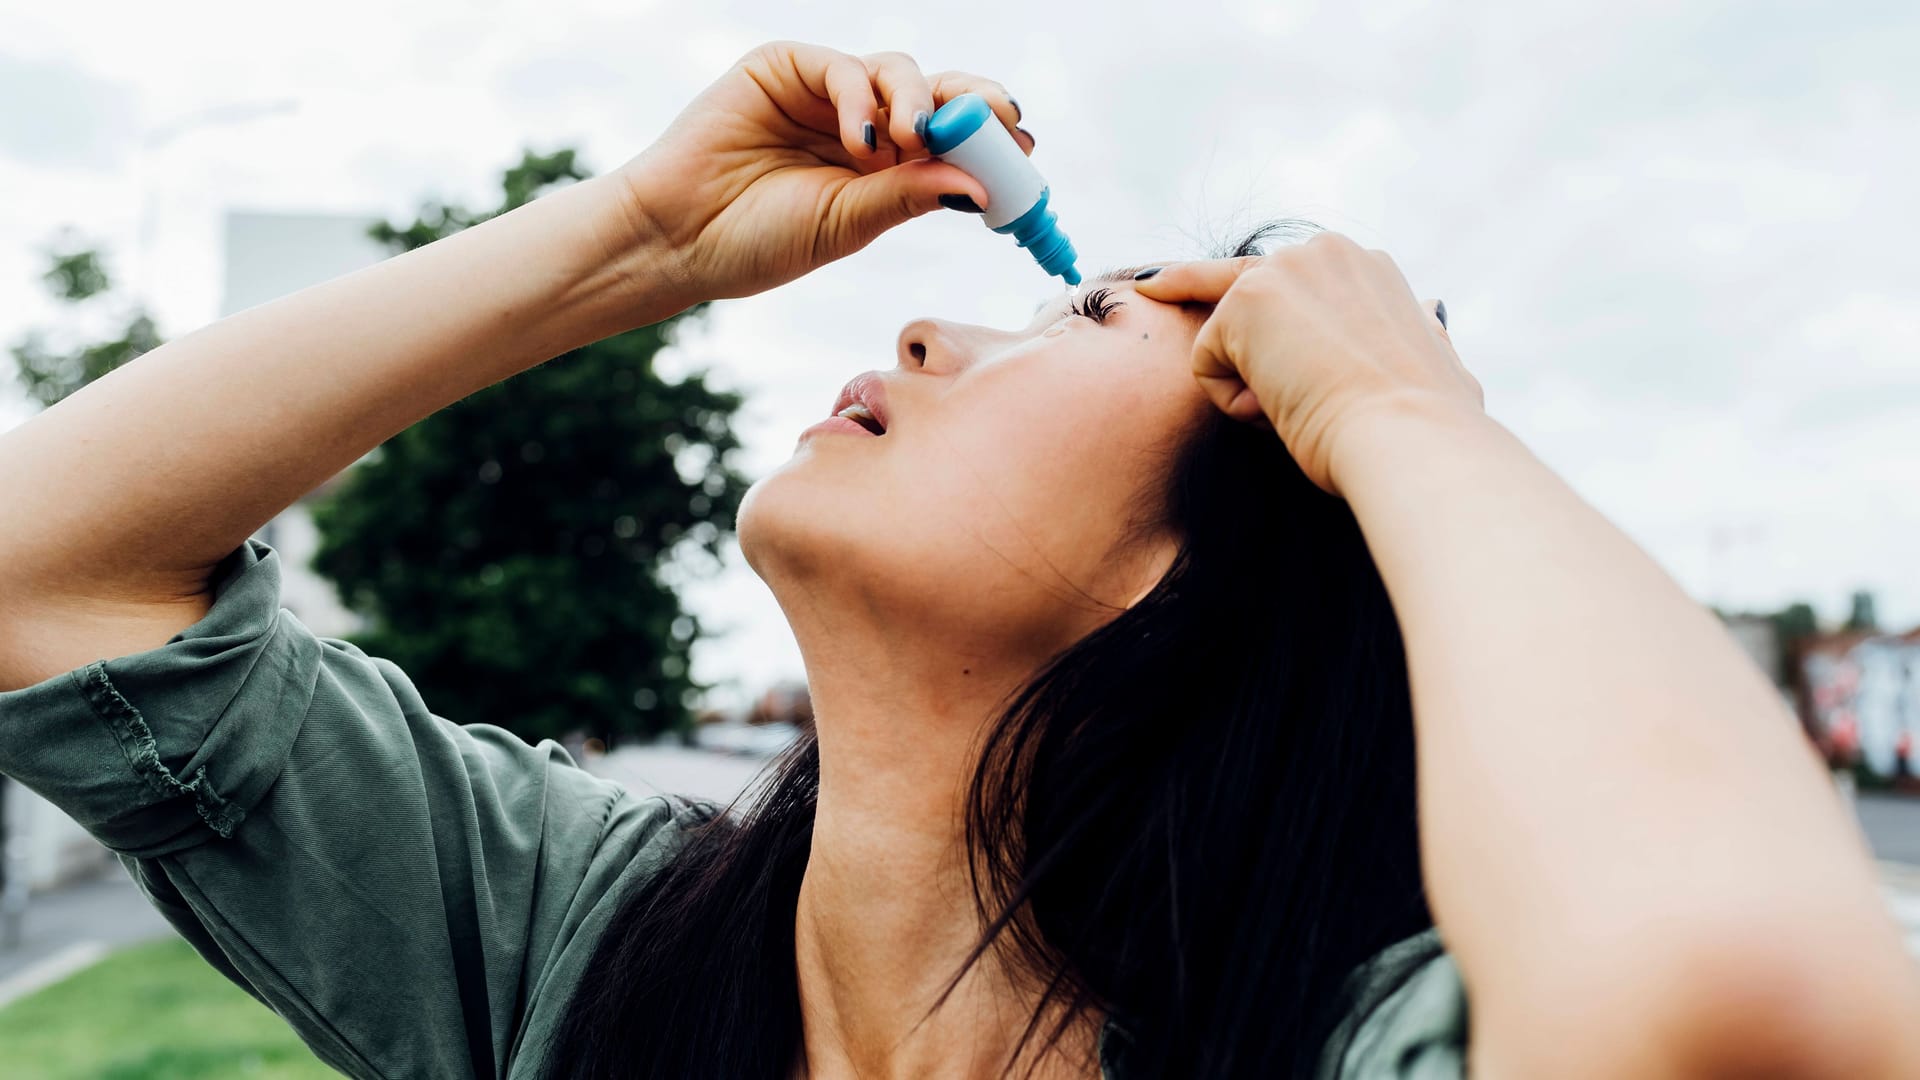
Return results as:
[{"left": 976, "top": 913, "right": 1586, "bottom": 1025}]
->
[{"left": 1069, "top": 287, "right": 1124, "bottom": 323}]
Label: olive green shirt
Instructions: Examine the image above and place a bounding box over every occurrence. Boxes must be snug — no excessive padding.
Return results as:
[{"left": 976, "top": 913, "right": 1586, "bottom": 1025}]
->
[{"left": 0, "top": 540, "right": 1468, "bottom": 1078}]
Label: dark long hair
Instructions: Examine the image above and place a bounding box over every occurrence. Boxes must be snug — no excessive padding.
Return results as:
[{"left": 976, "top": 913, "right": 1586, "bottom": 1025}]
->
[{"left": 541, "top": 223, "right": 1435, "bottom": 1079}]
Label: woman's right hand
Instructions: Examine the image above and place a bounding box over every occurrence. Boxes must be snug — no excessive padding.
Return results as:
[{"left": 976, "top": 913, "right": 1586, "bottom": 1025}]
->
[
  {"left": 612, "top": 41, "right": 1027, "bottom": 310},
  {"left": 1134, "top": 233, "right": 1481, "bottom": 496}
]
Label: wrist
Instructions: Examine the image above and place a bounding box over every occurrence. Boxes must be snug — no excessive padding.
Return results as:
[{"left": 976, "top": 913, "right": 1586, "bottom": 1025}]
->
[
  {"left": 1324, "top": 392, "right": 1507, "bottom": 498},
  {"left": 543, "top": 168, "right": 700, "bottom": 340},
  {"left": 604, "top": 161, "right": 702, "bottom": 314}
]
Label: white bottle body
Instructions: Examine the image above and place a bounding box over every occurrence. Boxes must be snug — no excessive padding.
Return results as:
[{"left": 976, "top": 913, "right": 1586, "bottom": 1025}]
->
[{"left": 934, "top": 118, "right": 1045, "bottom": 230}]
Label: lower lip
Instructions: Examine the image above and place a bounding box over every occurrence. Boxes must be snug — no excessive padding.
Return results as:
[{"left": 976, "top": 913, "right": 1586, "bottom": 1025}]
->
[{"left": 799, "top": 415, "right": 881, "bottom": 441}]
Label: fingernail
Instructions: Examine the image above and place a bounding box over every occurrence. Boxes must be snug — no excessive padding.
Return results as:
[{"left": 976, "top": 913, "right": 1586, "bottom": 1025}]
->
[
  {"left": 1009, "top": 95, "right": 1022, "bottom": 122},
  {"left": 862, "top": 121, "right": 876, "bottom": 151},
  {"left": 939, "top": 193, "right": 985, "bottom": 214},
  {"left": 1434, "top": 299, "right": 1448, "bottom": 329},
  {"left": 913, "top": 110, "right": 930, "bottom": 146},
  {"left": 1133, "top": 266, "right": 1164, "bottom": 280},
  {"left": 1016, "top": 126, "right": 1035, "bottom": 146}
]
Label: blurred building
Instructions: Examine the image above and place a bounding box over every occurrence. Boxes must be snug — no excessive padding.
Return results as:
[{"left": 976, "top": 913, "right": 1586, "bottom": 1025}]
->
[
  {"left": 744, "top": 679, "right": 813, "bottom": 729},
  {"left": 221, "top": 209, "right": 389, "bottom": 640},
  {"left": 1798, "top": 629, "right": 1920, "bottom": 781},
  {"left": 1723, "top": 614, "right": 1786, "bottom": 690}
]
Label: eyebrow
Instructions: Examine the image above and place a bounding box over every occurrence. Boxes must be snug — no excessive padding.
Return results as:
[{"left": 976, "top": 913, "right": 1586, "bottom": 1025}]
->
[{"left": 1029, "top": 264, "right": 1162, "bottom": 316}]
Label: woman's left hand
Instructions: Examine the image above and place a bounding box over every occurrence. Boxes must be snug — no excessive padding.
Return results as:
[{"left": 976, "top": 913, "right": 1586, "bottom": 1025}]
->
[
  {"left": 614, "top": 40, "right": 1025, "bottom": 308},
  {"left": 1133, "top": 233, "right": 1478, "bottom": 497}
]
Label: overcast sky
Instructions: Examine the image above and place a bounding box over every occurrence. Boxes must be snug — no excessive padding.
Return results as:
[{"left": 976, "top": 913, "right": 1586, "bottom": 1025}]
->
[{"left": 3, "top": 1, "right": 1916, "bottom": 706}]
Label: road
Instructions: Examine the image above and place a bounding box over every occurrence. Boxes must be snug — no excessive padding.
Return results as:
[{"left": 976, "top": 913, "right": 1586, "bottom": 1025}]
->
[{"left": 1858, "top": 791, "right": 1920, "bottom": 865}]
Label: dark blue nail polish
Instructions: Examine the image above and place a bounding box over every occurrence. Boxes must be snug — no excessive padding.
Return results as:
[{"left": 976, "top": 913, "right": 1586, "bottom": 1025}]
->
[
  {"left": 862, "top": 121, "right": 876, "bottom": 151},
  {"left": 939, "top": 193, "right": 985, "bottom": 214},
  {"left": 1009, "top": 95, "right": 1022, "bottom": 122},
  {"left": 1434, "top": 299, "right": 1448, "bottom": 329},
  {"left": 913, "top": 110, "right": 930, "bottom": 145},
  {"left": 1133, "top": 266, "right": 1164, "bottom": 280}
]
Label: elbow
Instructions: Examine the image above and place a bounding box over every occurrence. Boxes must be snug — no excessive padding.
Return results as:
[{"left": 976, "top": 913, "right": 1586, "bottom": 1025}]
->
[
  {"left": 1609, "top": 925, "right": 1920, "bottom": 1078},
  {"left": 1499, "top": 921, "right": 1920, "bottom": 1078}
]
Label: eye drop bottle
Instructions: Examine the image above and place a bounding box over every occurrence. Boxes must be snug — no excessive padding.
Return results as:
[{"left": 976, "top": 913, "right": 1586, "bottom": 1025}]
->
[{"left": 924, "top": 93, "right": 1082, "bottom": 287}]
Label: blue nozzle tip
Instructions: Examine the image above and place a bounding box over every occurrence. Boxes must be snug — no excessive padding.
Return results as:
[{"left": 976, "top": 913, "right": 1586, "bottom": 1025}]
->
[{"left": 1063, "top": 266, "right": 1082, "bottom": 286}]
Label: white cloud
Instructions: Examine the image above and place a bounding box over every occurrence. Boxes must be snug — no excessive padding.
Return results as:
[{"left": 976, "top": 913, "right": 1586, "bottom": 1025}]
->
[{"left": 3, "top": 0, "right": 1917, "bottom": 704}]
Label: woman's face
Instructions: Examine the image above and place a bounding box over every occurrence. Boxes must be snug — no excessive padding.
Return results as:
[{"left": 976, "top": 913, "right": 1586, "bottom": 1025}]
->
[{"left": 739, "top": 269, "right": 1212, "bottom": 662}]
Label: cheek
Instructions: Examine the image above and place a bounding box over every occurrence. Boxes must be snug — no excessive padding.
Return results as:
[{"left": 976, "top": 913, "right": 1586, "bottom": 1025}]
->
[
  {"left": 918, "top": 377, "right": 1183, "bottom": 567},
  {"left": 741, "top": 339, "right": 1204, "bottom": 627}
]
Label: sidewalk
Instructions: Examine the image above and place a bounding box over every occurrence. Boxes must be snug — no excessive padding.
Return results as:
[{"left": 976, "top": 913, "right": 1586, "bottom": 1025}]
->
[{"left": 0, "top": 864, "right": 171, "bottom": 1008}]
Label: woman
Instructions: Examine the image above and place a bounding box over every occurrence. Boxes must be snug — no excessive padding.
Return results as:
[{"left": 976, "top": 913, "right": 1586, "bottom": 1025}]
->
[{"left": 1, "top": 40, "right": 1915, "bottom": 1079}]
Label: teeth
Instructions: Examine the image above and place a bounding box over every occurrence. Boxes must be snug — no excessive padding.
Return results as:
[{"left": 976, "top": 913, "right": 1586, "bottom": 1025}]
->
[{"left": 836, "top": 403, "right": 884, "bottom": 434}]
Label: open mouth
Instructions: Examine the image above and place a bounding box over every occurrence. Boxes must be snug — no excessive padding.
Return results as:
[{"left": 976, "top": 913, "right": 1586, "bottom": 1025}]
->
[{"left": 835, "top": 402, "right": 886, "bottom": 436}]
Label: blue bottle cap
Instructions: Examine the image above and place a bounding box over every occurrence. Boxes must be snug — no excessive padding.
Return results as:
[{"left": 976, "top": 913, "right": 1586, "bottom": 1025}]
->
[{"left": 923, "top": 93, "right": 994, "bottom": 156}]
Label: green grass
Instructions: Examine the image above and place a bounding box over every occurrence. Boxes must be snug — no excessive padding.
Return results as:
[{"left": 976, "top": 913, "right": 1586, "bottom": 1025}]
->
[{"left": 0, "top": 936, "right": 336, "bottom": 1079}]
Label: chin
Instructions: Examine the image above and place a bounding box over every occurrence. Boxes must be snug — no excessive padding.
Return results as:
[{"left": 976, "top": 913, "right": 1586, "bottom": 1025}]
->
[{"left": 736, "top": 465, "right": 887, "bottom": 586}]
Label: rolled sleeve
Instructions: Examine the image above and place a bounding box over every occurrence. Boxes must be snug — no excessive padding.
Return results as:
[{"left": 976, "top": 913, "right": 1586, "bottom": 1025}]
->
[
  {"left": 0, "top": 539, "right": 695, "bottom": 1078},
  {"left": 0, "top": 540, "right": 312, "bottom": 857},
  {"left": 1315, "top": 929, "right": 1470, "bottom": 1080}
]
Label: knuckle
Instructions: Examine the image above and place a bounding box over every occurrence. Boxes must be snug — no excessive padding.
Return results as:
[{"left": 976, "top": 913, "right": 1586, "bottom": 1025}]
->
[
  {"left": 1235, "top": 261, "right": 1286, "bottom": 296},
  {"left": 867, "top": 50, "right": 917, "bottom": 70},
  {"left": 1305, "top": 230, "right": 1350, "bottom": 252}
]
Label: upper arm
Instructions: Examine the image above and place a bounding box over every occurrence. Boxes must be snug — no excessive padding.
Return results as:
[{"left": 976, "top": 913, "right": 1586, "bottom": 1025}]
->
[
  {"left": 0, "top": 589, "right": 213, "bottom": 693},
  {"left": 0, "top": 539, "right": 682, "bottom": 1077}
]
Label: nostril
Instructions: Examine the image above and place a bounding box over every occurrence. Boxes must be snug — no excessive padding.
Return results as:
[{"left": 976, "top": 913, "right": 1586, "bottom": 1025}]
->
[{"left": 909, "top": 342, "right": 926, "bottom": 366}]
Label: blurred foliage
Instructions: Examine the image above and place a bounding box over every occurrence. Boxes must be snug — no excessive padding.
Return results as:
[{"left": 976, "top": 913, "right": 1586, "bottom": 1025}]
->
[
  {"left": 10, "top": 241, "right": 163, "bottom": 408},
  {"left": 311, "top": 148, "right": 747, "bottom": 746}
]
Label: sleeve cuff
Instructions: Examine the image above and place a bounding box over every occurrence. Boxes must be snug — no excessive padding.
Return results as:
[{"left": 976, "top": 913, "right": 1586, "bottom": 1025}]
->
[{"left": 0, "top": 540, "right": 319, "bottom": 857}]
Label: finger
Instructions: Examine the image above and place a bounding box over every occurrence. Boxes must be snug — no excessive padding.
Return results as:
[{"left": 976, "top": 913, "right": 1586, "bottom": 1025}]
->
[
  {"left": 1196, "top": 375, "right": 1265, "bottom": 423},
  {"left": 820, "top": 52, "right": 885, "bottom": 159},
  {"left": 1132, "top": 255, "right": 1262, "bottom": 304},
  {"left": 831, "top": 157, "right": 989, "bottom": 250},
  {"left": 926, "top": 71, "right": 1022, "bottom": 144},
  {"left": 1188, "top": 308, "right": 1244, "bottom": 388},
  {"left": 1425, "top": 298, "right": 1455, "bottom": 350},
  {"left": 863, "top": 51, "right": 938, "bottom": 154}
]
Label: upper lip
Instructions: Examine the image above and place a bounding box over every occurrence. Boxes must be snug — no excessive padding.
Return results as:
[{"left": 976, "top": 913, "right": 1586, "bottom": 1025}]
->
[{"left": 830, "top": 371, "right": 891, "bottom": 434}]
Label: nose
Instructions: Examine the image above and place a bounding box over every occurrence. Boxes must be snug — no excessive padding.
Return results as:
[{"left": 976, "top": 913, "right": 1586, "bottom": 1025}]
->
[
  {"left": 896, "top": 317, "right": 1010, "bottom": 374},
  {"left": 895, "top": 317, "right": 945, "bottom": 372}
]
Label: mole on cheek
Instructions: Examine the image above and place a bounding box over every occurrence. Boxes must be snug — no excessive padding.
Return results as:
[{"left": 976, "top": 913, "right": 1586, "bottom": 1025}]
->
[{"left": 1140, "top": 333, "right": 1149, "bottom": 340}]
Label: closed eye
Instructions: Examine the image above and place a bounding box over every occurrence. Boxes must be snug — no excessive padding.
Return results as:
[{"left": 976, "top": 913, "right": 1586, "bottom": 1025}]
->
[{"left": 1069, "top": 287, "right": 1124, "bottom": 324}]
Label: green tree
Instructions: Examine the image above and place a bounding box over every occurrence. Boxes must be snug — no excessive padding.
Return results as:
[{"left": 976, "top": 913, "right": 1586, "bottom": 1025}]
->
[
  {"left": 310, "top": 148, "right": 748, "bottom": 746},
  {"left": 10, "top": 240, "right": 163, "bottom": 407}
]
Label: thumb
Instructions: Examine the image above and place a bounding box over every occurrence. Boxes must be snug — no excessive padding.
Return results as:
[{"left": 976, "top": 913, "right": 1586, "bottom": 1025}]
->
[{"left": 833, "top": 159, "right": 989, "bottom": 249}]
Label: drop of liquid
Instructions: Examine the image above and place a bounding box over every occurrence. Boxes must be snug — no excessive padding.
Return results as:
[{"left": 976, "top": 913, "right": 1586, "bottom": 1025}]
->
[{"left": 1066, "top": 282, "right": 1080, "bottom": 299}]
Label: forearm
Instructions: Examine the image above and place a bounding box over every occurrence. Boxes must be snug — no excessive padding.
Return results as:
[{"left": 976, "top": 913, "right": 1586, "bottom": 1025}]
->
[
  {"left": 1336, "top": 403, "right": 1920, "bottom": 1071},
  {"left": 0, "top": 171, "right": 681, "bottom": 601}
]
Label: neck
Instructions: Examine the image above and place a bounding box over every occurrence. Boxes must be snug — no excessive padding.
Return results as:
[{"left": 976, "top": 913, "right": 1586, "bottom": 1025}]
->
[{"left": 785, "top": 609, "right": 1098, "bottom": 1080}]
